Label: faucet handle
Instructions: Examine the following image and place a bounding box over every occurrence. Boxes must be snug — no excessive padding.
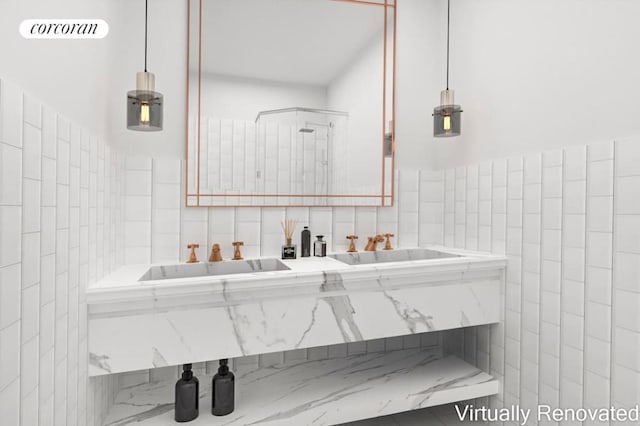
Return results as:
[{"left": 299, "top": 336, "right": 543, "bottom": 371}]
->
[
  {"left": 346, "top": 235, "right": 358, "bottom": 252},
  {"left": 232, "top": 241, "right": 244, "bottom": 260},
  {"left": 187, "top": 244, "right": 200, "bottom": 263},
  {"left": 209, "top": 243, "right": 223, "bottom": 262},
  {"left": 383, "top": 233, "right": 395, "bottom": 250}
]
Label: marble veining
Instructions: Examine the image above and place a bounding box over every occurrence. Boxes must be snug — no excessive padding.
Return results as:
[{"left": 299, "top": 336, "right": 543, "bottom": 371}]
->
[
  {"left": 103, "top": 348, "right": 499, "bottom": 426},
  {"left": 89, "top": 247, "right": 506, "bottom": 376}
]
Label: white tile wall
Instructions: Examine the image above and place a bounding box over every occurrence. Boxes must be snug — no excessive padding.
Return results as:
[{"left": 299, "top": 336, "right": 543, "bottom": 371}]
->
[
  {"left": 5, "top": 73, "right": 639, "bottom": 424},
  {"left": 0, "top": 78, "right": 121, "bottom": 426},
  {"left": 611, "top": 138, "right": 640, "bottom": 411},
  {"left": 440, "top": 139, "right": 640, "bottom": 422}
]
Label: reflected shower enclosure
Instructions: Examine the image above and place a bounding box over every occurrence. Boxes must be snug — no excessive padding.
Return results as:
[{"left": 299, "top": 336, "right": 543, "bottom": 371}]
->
[
  {"left": 193, "top": 108, "right": 348, "bottom": 206},
  {"left": 255, "top": 107, "right": 348, "bottom": 200}
]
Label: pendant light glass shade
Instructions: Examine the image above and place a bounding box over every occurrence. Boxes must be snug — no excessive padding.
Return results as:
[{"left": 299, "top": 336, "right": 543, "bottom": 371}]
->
[
  {"left": 127, "top": 71, "right": 163, "bottom": 131},
  {"left": 434, "top": 0, "right": 462, "bottom": 138},
  {"left": 433, "top": 89, "right": 462, "bottom": 137},
  {"left": 127, "top": 0, "right": 163, "bottom": 132}
]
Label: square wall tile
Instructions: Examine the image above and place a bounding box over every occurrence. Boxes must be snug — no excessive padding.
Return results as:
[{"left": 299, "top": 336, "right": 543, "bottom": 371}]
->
[
  {"left": 56, "top": 115, "right": 70, "bottom": 142},
  {"left": 22, "top": 178, "right": 41, "bottom": 233},
  {"left": 41, "top": 106, "right": 56, "bottom": 160},
  {"left": 23, "top": 123, "right": 41, "bottom": 180},
  {"left": 587, "top": 232, "right": 612, "bottom": 269},
  {"left": 21, "top": 232, "right": 40, "bottom": 289},
  {"left": 586, "top": 266, "right": 612, "bottom": 306},
  {"left": 614, "top": 328, "right": 640, "bottom": 372},
  {"left": 563, "top": 215, "right": 585, "bottom": 248},
  {"left": 41, "top": 157, "right": 56, "bottom": 207},
  {"left": 589, "top": 141, "right": 614, "bottom": 162},
  {"left": 20, "top": 336, "right": 39, "bottom": 397},
  {"left": 588, "top": 160, "right": 613, "bottom": 197},
  {"left": 21, "top": 283, "right": 39, "bottom": 343},
  {"left": 153, "top": 158, "right": 181, "bottom": 184},
  {"left": 564, "top": 145, "right": 587, "bottom": 180},
  {"left": 562, "top": 279, "right": 585, "bottom": 316},
  {"left": 616, "top": 138, "right": 640, "bottom": 177},
  {"left": 615, "top": 214, "right": 640, "bottom": 254},
  {"left": 563, "top": 180, "right": 586, "bottom": 215},
  {"left": 586, "top": 301, "right": 611, "bottom": 342},
  {"left": 23, "top": 93, "right": 42, "bottom": 128},
  {"left": 0, "top": 142, "right": 22, "bottom": 205},
  {"left": 616, "top": 176, "right": 640, "bottom": 215},
  {"left": 614, "top": 252, "right": 640, "bottom": 293},
  {"left": 542, "top": 165, "right": 563, "bottom": 199},
  {"left": 0, "top": 263, "right": 21, "bottom": 328},
  {"left": 0, "top": 321, "right": 21, "bottom": 390},
  {"left": 614, "top": 290, "right": 640, "bottom": 332},
  {"left": 1, "top": 79, "right": 23, "bottom": 148},
  {"left": 125, "top": 170, "right": 152, "bottom": 196},
  {"left": 584, "top": 370, "right": 610, "bottom": 409},
  {"left": 588, "top": 196, "right": 613, "bottom": 233},
  {"left": 0, "top": 378, "right": 19, "bottom": 426},
  {"left": 153, "top": 184, "right": 180, "bottom": 210}
]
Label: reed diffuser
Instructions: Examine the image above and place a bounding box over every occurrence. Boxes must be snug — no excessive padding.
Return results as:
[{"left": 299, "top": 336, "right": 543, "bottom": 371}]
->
[{"left": 281, "top": 219, "right": 297, "bottom": 259}]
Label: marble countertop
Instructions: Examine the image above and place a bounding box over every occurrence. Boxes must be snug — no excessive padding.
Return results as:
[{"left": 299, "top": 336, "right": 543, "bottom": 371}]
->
[
  {"left": 103, "top": 348, "right": 499, "bottom": 426},
  {"left": 88, "top": 246, "right": 506, "bottom": 309},
  {"left": 88, "top": 247, "right": 506, "bottom": 376}
]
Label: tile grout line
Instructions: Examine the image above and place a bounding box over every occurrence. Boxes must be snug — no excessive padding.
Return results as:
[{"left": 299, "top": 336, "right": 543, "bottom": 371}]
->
[
  {"left": 558, "top": 148, "right": 566, "bottom": 410},
  {"left": 582, "top": 145, "right": 591, "bottom": 422},
  {"left": 487, "top": 162, "right": 494, "bottom": 408},
  {"left": 150, "top": 161, "right": 155, "bottom": 263},
  {"left": 608, "top": 141, "right": 617, "bottom": 410},
  {"left": 518, "top": 157, "right": 525, "bottom": 406},
  {"left": 536, "top": 154, "right": 543, "bottom": 413}
]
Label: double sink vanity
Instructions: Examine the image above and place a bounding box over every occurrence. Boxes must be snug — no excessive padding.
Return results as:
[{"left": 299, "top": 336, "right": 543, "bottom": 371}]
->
[{"left": 89, "top": 246, "right": 506, "bottom": 425}]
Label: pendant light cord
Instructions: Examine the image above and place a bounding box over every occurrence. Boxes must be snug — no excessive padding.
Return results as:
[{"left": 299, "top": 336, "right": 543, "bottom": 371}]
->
[
  {"left": 446, "top": 0, "right": 450, "bottom": 90},
  {"left": 144, "top": 0, "right": 148, "bottom": 72}
]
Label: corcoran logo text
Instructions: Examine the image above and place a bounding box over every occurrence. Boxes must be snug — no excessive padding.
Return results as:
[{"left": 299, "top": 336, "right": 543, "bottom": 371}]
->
[{"left": 20, "top": 19, "right": 109, "bottom": 39}]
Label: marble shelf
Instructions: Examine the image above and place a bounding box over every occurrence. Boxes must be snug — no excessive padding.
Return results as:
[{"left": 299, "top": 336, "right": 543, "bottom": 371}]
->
[{"left": 103, "top": 348, "right": 499, "bottom": 426}]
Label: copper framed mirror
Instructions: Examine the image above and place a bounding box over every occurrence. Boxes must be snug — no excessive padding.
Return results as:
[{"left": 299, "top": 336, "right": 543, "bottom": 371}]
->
[{"left": 186, "top": 0, "right": 396, "bottom": 207}]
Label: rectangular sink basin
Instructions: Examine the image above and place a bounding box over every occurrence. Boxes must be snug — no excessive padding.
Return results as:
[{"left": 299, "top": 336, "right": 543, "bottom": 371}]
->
[
  {"left": 138, "top": 258, "right": 290, "bottom": 281},
  {"left": 329, "top": 248, "right": 460, "bottom": 265}
]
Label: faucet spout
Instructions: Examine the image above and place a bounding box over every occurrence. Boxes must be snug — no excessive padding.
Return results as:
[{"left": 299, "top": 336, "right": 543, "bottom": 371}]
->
[{"left": 364, "top": 235, "right": 384, "bottom": 251}]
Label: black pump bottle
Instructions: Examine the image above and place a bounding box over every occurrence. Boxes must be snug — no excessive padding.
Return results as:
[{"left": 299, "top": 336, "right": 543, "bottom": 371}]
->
[
  {"left": 175, "top": 363, "right": 199, "bottom": 422},
  {"left": 212, "top": 359, "right": 235, "bottom": 416},
  {"left": 301, "top": 226, "right": 311, "bottom": 257}
]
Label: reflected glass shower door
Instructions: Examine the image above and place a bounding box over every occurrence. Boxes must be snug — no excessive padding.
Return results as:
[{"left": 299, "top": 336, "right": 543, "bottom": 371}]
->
[{"left": 255, "top": 107, "right": 348, "bottom": 204}]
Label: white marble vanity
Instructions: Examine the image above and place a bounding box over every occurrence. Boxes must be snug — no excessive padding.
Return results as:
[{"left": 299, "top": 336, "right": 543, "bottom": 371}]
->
[{"left": 88, "top": 246, "right": 506, "bottom": 425}]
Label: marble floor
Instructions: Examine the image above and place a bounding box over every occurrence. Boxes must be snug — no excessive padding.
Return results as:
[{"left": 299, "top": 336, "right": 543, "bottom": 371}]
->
[{"left": 346, "top": 404, "right": 488, "bottom": 426}]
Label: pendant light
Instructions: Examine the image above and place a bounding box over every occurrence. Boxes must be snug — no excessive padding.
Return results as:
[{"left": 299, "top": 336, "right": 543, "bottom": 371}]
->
[
  {"left": 433, "top": 0, "right": 462, "bottom": 137},
  {"left": 127, "top": 0, "right": 163, "bottom": 131}
]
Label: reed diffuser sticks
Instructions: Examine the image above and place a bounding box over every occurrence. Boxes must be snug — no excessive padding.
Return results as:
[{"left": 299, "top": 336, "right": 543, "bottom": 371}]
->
[{"left": 281, "top": 219, "right": 297, "bottom": 245}]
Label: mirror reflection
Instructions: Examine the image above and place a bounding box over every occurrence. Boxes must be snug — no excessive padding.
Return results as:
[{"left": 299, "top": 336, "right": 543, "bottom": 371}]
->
[{"left": 187, "top": 0, "right": 396, "bottom": 206}]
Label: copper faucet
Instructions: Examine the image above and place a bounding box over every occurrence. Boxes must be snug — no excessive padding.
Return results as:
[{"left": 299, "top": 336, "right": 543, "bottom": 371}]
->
[
  {"left": 186, "top": 244, "right": 200, "bottom": 263},
  {"left": 209, "top": 243, "right": 223, "bottom": 262},
  {"left": 346, "top": 235, "right": 358, "bottom": 252},
  {"left": 364, "top": 235, "right": 384, "bottom": 251},
  {"left": 232, "top": 241, "right": 244, "bottom": 260},
  {"left": 383, "top": 233, "right": 395, "bottom": 250}
]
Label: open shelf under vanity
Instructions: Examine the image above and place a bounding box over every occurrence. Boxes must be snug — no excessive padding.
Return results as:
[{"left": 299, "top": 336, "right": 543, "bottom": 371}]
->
[{"left": 103, "top": 347, "right": 499, "bottom": 426}]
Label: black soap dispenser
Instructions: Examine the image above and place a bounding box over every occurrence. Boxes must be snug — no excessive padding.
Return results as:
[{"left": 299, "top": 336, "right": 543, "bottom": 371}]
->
[
  {"left": 175, "top": 363, "right": 199, "bottom": 422},
  {"left": 301, "top": 226, "right": 311, "bottom": 257},
  {"left": 212, "top": 359, "right": 235, "bottom": 416}
]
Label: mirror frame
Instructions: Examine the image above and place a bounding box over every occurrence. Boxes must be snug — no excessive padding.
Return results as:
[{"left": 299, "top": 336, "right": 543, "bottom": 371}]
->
[{"left": 185, "top": 0, "right": 396, "bottom": 207}]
